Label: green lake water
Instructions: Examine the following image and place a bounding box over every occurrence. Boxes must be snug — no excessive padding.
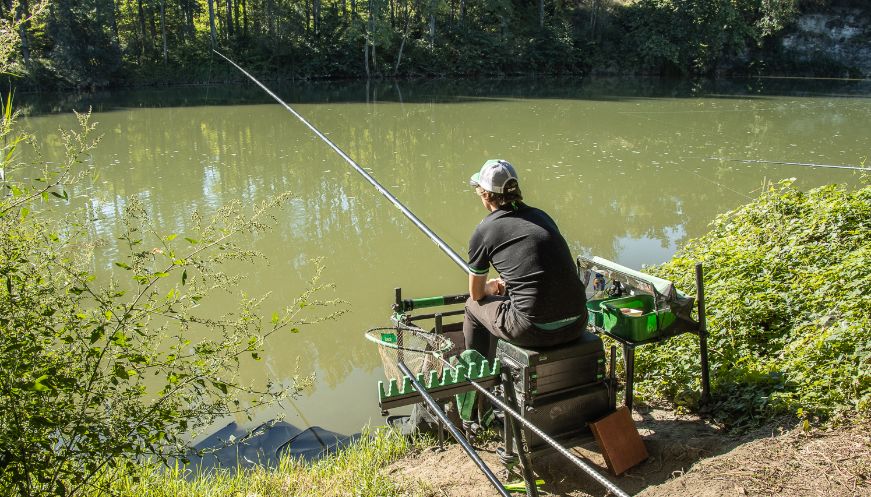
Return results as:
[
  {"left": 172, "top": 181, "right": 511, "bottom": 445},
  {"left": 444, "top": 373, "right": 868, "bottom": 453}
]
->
[{"left": 17, "top": 78, "right": 870, "bottom": 438}]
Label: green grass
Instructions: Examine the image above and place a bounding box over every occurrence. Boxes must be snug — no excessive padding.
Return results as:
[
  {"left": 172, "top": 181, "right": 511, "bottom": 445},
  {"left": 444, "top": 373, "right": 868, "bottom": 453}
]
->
[{"left": 98, "top": 427, "right": 435, "bottom": 497}]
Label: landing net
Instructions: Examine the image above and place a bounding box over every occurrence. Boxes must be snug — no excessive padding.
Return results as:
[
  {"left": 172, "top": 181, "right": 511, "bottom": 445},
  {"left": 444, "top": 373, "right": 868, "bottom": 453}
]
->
[{"left": 364, "top": 325, "right": 453, "bottom": 381}]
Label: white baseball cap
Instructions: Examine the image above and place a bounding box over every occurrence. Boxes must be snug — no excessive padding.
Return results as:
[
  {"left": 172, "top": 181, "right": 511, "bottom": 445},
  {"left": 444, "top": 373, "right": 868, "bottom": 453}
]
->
[{"left": 469, "top": 159, "right": 519, "bottom": 194}]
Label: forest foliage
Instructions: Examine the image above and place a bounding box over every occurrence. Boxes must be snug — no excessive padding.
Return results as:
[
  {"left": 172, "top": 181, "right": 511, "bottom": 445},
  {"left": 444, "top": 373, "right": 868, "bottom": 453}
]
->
[{"left": 2, "top": 0, "right": 855, "bottom": 88}]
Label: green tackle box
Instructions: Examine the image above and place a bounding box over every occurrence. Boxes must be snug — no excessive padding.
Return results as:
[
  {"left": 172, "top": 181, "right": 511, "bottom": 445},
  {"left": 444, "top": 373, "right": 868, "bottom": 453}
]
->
[
  {"left": 586, "top": 296, "right": 620, "bottom": 328},
  {"left": 600, "top": 294, "right": 676, "bottom": 342}
]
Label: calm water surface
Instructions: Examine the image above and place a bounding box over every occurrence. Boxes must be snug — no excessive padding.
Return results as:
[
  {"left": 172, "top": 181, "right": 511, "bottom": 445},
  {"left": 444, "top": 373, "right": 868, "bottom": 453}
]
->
[{"left": 19, "top": 78, "right": 870, "bottom": 437}]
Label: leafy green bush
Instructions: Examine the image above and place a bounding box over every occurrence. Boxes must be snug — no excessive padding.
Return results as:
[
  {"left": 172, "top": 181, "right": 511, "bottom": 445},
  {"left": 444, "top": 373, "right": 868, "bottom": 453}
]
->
[
  {"left": 636, "top": 179, "right": 870, "bottom": 427},
  {"left": 0, "top": 104, "right": 344, "bottom": 496}
]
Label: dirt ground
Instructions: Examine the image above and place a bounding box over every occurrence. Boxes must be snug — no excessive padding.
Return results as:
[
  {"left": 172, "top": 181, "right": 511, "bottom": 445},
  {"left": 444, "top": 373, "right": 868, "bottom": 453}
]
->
[{"left": 385, "top": 407, "right": 870, "bottom": 497}]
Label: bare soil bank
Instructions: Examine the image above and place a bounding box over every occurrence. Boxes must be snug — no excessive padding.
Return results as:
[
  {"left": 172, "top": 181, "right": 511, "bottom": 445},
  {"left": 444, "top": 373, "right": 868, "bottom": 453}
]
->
[{"left": 386, "top": 408, "right": 870, "bottom": 496}]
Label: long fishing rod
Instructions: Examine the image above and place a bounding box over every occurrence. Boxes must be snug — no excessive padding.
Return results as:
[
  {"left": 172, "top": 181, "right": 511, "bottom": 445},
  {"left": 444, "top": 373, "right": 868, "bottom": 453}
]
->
[
  {"left": 699, "top": 156, "right": 867, "bottom": 171},
  {"left": 218, "top": 52, "right": 628, "bottom": 497},
  {"left": 213, "top": 50, "right": 470, "bottom": 273}
]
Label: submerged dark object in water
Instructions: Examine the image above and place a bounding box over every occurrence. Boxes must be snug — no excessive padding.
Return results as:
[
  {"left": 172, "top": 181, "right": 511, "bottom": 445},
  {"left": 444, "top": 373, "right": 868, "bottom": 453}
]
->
[{"left": 186, "top": 421, "right": 357, "bottom": 470}]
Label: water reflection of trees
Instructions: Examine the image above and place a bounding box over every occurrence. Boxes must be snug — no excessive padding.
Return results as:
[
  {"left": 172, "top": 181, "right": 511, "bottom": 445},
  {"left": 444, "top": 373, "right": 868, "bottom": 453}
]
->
[{"left": 20, "top": 84, "right": 866, "bottom": 415}]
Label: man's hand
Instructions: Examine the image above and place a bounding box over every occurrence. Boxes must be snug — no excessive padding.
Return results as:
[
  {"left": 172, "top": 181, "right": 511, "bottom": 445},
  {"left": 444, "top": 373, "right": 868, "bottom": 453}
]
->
[
  {"left": 485, "top": 278, "right": 506, "bottom": 296},
  {"left": 469, "top": 274, "right": 505, "bottom": 300}
]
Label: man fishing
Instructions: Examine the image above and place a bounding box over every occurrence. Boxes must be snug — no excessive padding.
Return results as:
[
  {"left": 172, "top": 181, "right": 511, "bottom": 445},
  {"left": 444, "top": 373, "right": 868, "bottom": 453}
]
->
[{"left": 465, "top": 159, "right": 588, "bottom": 358}]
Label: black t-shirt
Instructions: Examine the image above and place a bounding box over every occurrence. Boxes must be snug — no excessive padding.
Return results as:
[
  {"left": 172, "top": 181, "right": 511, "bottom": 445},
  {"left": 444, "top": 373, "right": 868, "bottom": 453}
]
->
[{"left": 468, "top": 203, "right": 586, "bottom": 324}]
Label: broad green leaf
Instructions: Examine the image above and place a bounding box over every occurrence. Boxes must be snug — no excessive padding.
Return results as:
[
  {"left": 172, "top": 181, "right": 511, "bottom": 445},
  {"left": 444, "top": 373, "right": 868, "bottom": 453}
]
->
[{"left": 30, "top": 375, "right": 50, "bottom": 392}]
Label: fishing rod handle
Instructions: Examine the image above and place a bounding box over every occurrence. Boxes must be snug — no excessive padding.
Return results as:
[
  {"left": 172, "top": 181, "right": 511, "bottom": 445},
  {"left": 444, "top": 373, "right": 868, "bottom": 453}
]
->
[{"left": 396, "top": 293, "right": 470, "bottom": 313}]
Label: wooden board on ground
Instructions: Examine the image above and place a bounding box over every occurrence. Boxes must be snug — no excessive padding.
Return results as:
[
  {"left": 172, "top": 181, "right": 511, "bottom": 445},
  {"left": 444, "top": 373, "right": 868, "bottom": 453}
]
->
[{"left": 590, "top": 406, "right": 648, "bottom": 475}]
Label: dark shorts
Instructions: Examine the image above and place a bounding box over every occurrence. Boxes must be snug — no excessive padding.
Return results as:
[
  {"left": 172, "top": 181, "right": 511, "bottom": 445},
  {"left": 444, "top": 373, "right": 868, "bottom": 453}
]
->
[{"left": 463, "top": 296, "right": 584, "bottom": 357}]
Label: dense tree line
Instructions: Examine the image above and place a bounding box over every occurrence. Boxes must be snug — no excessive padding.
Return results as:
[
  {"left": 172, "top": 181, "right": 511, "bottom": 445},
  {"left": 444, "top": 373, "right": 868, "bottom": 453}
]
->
[{"left": 0, "top": 0, "right": 860, "bottom": 88}]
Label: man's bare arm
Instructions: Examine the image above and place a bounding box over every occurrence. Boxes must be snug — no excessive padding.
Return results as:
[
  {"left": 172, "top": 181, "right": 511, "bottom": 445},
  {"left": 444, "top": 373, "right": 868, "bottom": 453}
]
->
[{"left": 469, "top": 273, "right": 505, "bottom": 301}]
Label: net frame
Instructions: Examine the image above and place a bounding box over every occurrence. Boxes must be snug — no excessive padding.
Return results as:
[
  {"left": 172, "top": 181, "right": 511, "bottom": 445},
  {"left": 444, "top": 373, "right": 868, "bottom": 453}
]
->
[{"left": 364, "top": 324, "right": 453, "bottom": 381}]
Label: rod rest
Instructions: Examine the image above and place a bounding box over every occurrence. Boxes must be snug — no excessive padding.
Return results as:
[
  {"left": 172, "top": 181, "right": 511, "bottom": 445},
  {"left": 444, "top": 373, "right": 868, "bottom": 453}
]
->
[{"left": 378, "top": 357, "right": 501, "bottom": 401}]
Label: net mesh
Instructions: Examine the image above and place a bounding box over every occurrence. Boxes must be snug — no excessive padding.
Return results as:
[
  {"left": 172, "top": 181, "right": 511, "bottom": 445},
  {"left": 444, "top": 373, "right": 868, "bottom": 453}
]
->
[{"left": 364, "top": 325, "right": 453, "bottom": 381}]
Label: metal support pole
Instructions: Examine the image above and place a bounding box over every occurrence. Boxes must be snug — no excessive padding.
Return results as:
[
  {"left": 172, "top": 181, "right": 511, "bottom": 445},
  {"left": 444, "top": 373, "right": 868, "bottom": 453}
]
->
[
  {"left": 397, "top": 361, "right": 511, "bottom": 497},
  {"left": 610, "top": 345, "right": 617, "bottom": 408},
  {"left": 622, "top": 343, "right": 635, "bottom": 412},
  {"left": 443, "top": 359, "right": 631, "bottom": 497},
  {"left": 695, "top": 263, "right": 711, "bottom": 405},
  {"left": 501, "top": 370, "right": 540, "bottom": 497}
]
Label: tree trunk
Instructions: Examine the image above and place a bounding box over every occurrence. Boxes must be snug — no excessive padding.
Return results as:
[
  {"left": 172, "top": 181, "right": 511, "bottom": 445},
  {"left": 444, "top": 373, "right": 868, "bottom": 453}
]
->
[
  {"left": 368, "top": 0, "right": 374, "bottom": 72},
  {"left": 265, "top": 0, "right": 272, "bottom": 37},
  {"left": 14, "top": 0, "right": 30, "bottom": 64},
  {"left": 460, "top": 0, "right": 465, "bottom": 24},
  {"left": 113, "top": 0, "right": 123, "bottom": 39},
  {"left": 147, "top": 2, "right": 158, "bottom": 43},
  {"left": 429, "top": 13, "right": 435, "bottom": 48},
  {"left": 135, "top": 0, "right": 148, "bottom": 61},
  {"left": 429, "top": 0, "right": 435, "bottom": 48},
  {"left": 394, "top": 24, "right": 407, "bottom": 75},
  {"left": 539, "top": 0, "right": 544, "bottom": 28},
  {"left": 160, "top": 0, "right": 167, "bottom": 64},
  {"left": 363, "top": 42, "right": 370, "bottom": 79},
  {"left": 183, "top": 0, "right": 194, "bottom": 41},
  {"left": 234, "top": 0, "right": 241, "bottom": 35},
  {"left": 225, "top": 0, "right": 234, "bottom": 37},
  {"left": 241, "top": 0, "right": 248, "bottom": 36},
  {"left": 313, "top": 0, "right": 320, "bottom": 35},
  {"left": 208, "top": 0, "right": 217, "bottom": 47}
]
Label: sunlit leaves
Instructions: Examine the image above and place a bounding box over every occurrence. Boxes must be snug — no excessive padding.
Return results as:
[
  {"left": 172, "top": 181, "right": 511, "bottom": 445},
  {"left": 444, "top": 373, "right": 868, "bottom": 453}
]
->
[
  {"left": 29, "top": 375, "right": 51, "bottom": 392},
  {"left": 0, "top": 93, "right": 346, "bottom": 497},
  {"left": 637, "top": 181, "right": 871, "bottom": 426}
]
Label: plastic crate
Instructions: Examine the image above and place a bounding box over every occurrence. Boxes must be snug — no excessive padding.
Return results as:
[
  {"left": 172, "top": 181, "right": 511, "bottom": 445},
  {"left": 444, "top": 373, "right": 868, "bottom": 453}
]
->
[
  {"left": 586, "top": 296, "right": 620, "bottom": 328},
  {"left": 601, "top": 294, "right": 676, "bottom": 342}
]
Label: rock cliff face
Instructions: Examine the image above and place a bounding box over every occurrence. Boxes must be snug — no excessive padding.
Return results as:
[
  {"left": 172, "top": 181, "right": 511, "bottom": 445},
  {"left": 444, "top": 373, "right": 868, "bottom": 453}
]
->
[{"left": 780, "top": 7, "right": 871, "bottom": 77}]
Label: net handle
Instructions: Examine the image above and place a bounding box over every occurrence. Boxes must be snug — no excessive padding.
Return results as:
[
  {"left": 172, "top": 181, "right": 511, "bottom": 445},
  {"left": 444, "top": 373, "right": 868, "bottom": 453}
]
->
[{"left": 363, "top": 326, "right": 452, "bottom": 354}]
